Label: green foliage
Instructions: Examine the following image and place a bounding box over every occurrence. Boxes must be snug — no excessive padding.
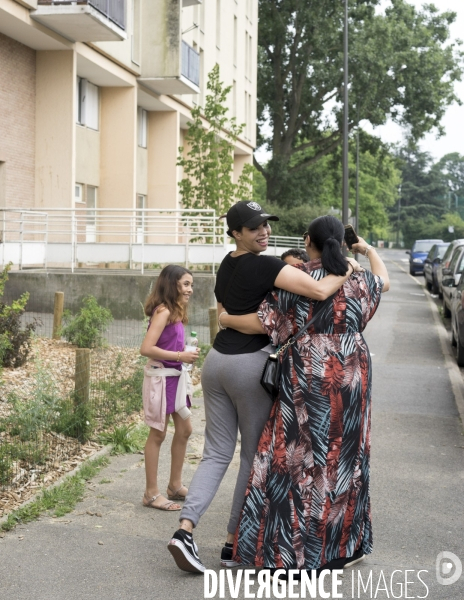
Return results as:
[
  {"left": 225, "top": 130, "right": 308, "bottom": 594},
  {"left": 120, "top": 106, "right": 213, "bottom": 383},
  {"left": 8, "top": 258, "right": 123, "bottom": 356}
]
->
[
  {"left": 1, "top": 455, "right": 110, "bottom": 531},
  {"left": 392, "top": 147, "right": 464, "bottom": 246},
  {"left": 94, "top": 356, "right": 144, "bottom": 426},
  {"left": 178, "top": 64, "right": 253, "bottom": 215},
  {"left": 61, "top": 295, "right": 113, "bottom": 349},
  {"left": 0, "top": 264, "right": 37, "bottom": 368},
  {"left": 53, "top": 396, "right": 95, "bottom": 443},
  {"left": 255, "top": 0, "right": 463, "bottom": 203},
  {"left": 254, "top": 133, "right": 400, "bottom": 238},
  {"left": 0, "top": 444, "right": 13, "bottom": 487},
  {"left": 99, "top": 423, "right": 147, "bottom": 455},
  {"left": 196, "top": 342, "right": 211, "bottom": 370},
  {"left": 3, "top": 361, "right": 62, "bottom": 442}
]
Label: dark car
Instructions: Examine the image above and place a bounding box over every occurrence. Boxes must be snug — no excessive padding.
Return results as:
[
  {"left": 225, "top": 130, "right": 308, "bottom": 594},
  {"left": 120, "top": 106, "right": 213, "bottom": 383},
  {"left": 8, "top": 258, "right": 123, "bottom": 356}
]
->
[
  {"left": 406, "top": 239, "right": 443, "bottom": 275},
  {"left": 437, "top": 239, "right": 464, "bottom": 299},
  {"left": 449, "top": 251, "right": 464, "bottom": 366},
  {"left": 442, "top": 245, "right": 464, "bottom": 319},
  {"left": 423, "top": 243, "right": 450, "bottom": 294}
]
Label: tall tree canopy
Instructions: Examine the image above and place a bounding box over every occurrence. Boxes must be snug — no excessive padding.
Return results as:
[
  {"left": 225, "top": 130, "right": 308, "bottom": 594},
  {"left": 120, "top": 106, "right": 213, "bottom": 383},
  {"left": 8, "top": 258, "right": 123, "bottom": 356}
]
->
[{"left": 255, "top": 0, "right": 463, "bottom": 205}]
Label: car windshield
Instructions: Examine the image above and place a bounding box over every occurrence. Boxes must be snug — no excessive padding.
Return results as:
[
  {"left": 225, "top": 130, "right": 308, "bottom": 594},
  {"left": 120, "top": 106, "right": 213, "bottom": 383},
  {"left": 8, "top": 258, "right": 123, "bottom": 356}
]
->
[
  {"left": 437, "top": 245, "right": 449, "bottom": 259},
  {"left": 413, "top": 241, "right": 437, "bottom": 253}
]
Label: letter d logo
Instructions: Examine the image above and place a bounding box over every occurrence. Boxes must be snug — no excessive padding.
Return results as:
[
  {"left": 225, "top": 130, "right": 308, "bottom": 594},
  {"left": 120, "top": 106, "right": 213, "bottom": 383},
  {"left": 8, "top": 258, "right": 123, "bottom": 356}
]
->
[{"left": 436, "top": 551, "right": 462, "bottom": 586}]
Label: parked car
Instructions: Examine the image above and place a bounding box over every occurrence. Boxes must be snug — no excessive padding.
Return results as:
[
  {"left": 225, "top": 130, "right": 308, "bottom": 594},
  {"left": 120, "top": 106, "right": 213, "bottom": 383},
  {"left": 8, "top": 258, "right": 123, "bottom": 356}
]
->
[
  {"left": 423, "top": 243, "right": 450, "bottom": 294},
  {"left": 437, "top": 239, "right": 464, "bottom": 298},
  {"left": 449, "top": 254, "right": 464, "bottom": 366},
  {"left": 406, "top": 239, "right": 443, "bottom": 275},
  {"left": 442, "top": 245, "right": 464, "bottom": 318}
]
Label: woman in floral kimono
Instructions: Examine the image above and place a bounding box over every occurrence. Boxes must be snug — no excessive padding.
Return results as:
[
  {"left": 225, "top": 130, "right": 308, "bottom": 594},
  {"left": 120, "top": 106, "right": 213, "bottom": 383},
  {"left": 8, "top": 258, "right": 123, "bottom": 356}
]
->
[{"left": 221, "top": 215, "right": 389, "bottom": 575}]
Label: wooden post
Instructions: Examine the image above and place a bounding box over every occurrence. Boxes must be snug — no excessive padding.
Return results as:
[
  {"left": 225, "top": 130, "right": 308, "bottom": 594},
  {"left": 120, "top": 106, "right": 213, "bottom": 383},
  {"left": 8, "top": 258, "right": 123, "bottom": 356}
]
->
[
  {"left": 209, "top": 307, "right": 218, "bottom": 345},
  {"left": 52, "top": 291, "right": 64, "bottom": 340},
  {"left": 75, "top": 348, "right": 91, "bottom": 406}
]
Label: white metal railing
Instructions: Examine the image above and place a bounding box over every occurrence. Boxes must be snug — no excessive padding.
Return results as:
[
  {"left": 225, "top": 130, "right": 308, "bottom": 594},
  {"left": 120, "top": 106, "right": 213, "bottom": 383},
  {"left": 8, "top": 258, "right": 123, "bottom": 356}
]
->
[{"left": 0, "top": 208, "right": 304, "bottom": 273}]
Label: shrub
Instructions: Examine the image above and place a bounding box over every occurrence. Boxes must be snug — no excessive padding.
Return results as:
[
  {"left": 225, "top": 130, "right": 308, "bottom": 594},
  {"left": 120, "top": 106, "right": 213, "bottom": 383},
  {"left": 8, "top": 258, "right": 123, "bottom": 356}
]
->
[
  {"left": 98, "top": 423, "right": 143, "bottom": 454},
  {"left": 0, "top": 264, "right": 37, "bottom": 368},
  {"left": 53, "top": 396, "right": 95, "bottom": 443},
  {"left": 0, "top": 444, "right": 13, "bottom": 487},
  {"left": 61, "top": 295, "right": 113, "bottom": 348},
  {"left": 95, "top": 356, "right": 144, "bottom": 424}
]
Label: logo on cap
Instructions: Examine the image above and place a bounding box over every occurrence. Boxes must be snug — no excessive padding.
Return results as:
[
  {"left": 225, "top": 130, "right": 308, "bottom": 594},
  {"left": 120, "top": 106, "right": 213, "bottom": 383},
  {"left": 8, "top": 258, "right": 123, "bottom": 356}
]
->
[{"left": 247, "top": 202, "right": 262, "bottom": 211}]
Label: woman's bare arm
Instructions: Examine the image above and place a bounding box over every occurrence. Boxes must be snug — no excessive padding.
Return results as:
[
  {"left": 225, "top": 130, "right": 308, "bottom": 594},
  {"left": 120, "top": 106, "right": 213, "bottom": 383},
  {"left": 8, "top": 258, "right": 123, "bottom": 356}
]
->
[
  {"left": 219, "top": 307, "right": 265, "bottom": 334},
  {"left": 351, "top": 237, "right": 390, "bottom": 292},
  {"left": 274, "top": 261, "right": 357, "bottom": 301}
]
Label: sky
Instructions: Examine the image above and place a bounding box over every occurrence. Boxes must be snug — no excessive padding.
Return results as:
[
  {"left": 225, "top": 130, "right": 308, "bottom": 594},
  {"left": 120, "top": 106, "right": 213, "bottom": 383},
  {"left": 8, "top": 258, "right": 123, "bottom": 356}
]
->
[{"left": 255, "top": 0, "right": 463, "bottom": 163}]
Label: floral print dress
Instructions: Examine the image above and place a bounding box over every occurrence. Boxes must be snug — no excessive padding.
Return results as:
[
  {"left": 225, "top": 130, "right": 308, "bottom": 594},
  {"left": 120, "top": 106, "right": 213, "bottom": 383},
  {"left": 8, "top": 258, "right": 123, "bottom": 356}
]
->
[{"left": 233, "top": 258, "right": 384, "bottom": 570}]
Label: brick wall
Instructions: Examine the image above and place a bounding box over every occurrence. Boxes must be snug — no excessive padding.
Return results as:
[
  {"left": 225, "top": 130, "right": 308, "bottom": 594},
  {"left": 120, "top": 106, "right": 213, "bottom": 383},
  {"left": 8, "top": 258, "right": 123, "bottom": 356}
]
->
[{"left": 0, "top": 32, "right": 36, "bottom": 209}]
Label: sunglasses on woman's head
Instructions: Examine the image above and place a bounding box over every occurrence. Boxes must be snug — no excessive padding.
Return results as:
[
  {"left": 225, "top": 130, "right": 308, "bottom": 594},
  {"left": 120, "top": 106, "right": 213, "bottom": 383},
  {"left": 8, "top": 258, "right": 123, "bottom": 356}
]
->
[{"left": 303, "top": 232, "right": 308, "bottom": 240}]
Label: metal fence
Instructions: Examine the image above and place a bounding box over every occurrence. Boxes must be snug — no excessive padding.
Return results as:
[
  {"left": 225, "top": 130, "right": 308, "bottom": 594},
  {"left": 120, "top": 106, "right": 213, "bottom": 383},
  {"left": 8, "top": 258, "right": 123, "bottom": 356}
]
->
[
  {"left": 181, "top": 41, "right": 200, "bottom": 87},
  {"left": 37, "top": 0, "right": 126, "bottom": 30},
  {"left": 0, "top": 208, "right": 305, "bottom": 274}
]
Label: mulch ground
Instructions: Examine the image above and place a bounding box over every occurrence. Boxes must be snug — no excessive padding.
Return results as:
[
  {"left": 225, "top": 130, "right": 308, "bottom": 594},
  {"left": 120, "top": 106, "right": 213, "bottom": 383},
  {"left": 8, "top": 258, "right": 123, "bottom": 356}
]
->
[{"left": 0, "top": 338, "right": 201, "bottom": 519}]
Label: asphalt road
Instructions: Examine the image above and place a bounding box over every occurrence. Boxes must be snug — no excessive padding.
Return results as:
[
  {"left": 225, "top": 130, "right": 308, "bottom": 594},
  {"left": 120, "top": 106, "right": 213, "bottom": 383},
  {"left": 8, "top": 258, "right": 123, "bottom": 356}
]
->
[{"left": 0, "top": 249, "right": 463, "bottom": 600}]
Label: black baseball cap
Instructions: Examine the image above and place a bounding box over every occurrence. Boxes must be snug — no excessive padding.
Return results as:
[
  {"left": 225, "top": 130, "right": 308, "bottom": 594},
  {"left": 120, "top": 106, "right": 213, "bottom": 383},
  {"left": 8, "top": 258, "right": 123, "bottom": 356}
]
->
[{"left": 224, "top": 201, "right": 279, "bottom": 232}]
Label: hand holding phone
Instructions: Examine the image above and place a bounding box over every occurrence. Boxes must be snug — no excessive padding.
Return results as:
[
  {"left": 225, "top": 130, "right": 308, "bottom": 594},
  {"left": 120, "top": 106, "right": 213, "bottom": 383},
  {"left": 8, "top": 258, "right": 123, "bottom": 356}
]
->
[{"left": 344, "top": 225, "right": 359, "bottom": 250}]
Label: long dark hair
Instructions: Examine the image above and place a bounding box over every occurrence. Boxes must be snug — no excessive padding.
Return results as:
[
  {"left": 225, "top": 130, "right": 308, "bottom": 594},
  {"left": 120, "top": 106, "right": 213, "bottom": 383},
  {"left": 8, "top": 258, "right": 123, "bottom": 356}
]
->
[
  {"left": 307, "top": 215, "right": 348, "bottom": 276},
  {"left": 144, "top": 265, "right": 192, "bottom": 323}
]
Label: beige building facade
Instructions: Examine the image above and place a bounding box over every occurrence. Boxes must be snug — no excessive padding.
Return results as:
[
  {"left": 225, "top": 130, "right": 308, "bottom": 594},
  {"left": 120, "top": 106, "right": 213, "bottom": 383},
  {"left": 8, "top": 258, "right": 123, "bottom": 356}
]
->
[{"left": 0, "top": 0, "right": 258, "bottom": 216}]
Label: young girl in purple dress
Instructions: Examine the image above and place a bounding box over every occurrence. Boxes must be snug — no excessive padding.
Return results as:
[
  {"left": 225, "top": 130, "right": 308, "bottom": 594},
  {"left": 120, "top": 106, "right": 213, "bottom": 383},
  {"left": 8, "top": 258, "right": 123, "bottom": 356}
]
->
[{"left": 140, "top": 265, "right": 200, "bottom": 511}]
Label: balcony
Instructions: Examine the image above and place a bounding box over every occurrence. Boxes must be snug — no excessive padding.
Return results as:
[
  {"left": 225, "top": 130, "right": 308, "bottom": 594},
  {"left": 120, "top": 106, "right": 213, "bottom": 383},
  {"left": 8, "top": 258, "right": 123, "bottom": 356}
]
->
[
  {"left": 138, "top": 0, "right": 200, "bottom": 95},
  {"left": 31, "top": 0, "right": 126, "bottom": 42}
]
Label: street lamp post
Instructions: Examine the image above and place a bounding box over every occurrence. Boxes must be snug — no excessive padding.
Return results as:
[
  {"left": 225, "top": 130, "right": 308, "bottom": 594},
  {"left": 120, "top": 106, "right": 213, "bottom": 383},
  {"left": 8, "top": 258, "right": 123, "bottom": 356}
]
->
[
  {"left": 342, "top": 0, "right": 349, "bottom": 227},
  {"left": 396, "top": 185, "right": 402, "bottom": 247}
]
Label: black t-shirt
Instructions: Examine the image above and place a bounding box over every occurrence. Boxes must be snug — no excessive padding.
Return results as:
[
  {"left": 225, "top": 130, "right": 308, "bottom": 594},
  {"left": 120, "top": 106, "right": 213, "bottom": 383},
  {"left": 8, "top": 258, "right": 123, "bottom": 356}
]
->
[{"left": 213, "top": 252, "right": 286, "bottom": 355}]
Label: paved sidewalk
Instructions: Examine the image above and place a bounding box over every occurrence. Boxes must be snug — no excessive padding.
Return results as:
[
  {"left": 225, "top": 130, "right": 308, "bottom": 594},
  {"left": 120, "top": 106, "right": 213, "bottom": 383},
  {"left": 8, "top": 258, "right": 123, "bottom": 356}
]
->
[{"left": 1, "top": 252, "right": 463, "bottom": 599}]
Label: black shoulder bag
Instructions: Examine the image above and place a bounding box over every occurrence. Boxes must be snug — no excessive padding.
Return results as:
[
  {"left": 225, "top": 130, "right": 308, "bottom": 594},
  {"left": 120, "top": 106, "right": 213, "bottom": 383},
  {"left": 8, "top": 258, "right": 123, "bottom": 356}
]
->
[{"left": 260, "top": 295, "right": 333, "bottom": 400}]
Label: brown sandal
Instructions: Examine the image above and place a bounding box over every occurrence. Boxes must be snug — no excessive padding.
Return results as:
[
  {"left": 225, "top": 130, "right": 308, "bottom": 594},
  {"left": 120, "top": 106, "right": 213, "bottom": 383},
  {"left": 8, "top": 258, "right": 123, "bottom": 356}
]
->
[
  {"left": 142, "top": 492, "right": 181, "bottom": 511},
  {"left": 167, "top": 484, "right": 188, "bottom": 501}
]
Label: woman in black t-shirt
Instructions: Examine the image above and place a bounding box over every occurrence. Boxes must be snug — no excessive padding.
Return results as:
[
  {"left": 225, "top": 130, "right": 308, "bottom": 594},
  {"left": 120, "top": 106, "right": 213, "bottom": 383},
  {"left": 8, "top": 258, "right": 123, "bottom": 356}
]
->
[{"left": 167, "top": 201, "right": 361, "bottom": 575}]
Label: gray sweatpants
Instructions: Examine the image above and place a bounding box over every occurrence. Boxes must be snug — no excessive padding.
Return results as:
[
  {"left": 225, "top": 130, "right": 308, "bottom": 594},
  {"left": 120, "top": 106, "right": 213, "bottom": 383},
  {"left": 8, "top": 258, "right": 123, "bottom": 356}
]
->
[{"left": 180, "top": 347, "right": 273, "bottom": 534}]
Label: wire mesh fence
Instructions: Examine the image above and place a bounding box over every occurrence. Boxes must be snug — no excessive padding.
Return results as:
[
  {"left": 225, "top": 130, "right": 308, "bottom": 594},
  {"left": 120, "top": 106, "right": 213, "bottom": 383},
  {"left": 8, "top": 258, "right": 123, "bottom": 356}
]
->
[{"left": 0, "top": 286, "right": 213, "bottom": 514}]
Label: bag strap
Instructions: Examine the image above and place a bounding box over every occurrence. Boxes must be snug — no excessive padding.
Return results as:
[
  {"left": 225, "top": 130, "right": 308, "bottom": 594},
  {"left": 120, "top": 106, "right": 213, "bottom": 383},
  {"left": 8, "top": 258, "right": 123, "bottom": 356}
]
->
[{"left": 275, "top": 293, "right": 335, "bottom": 357}]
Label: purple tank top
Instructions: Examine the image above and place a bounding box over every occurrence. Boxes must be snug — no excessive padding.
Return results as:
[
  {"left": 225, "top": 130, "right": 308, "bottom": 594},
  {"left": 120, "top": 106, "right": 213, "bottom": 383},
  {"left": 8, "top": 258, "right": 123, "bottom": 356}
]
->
[{"left": 148, "top": 314, "right": 190, "bottom": 414}]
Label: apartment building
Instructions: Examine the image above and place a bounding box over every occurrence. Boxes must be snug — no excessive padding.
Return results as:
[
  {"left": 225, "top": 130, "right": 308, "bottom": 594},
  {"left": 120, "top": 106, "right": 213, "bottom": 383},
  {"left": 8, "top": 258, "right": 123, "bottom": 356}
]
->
[{"left": 0, "top": 0, "right": 258, "bottom": 219}]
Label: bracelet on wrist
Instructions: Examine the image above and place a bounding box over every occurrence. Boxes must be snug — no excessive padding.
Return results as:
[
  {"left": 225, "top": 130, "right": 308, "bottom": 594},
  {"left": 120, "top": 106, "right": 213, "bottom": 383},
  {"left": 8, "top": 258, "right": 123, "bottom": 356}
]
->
[
  {"left": 365, "top": 245, "right": 373, "bottom": 258},
  {"left": 218, "top": 311, "right": 228, "bottom": 331},
  {"left": 177, "top": 350, "right": 181, "bottom": 362}
]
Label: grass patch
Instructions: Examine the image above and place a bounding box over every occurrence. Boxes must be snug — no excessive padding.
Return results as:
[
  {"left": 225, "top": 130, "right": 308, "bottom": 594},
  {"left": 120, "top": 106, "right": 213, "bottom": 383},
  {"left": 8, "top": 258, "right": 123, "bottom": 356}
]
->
[
  {"left": 1, "top": 455, "right": 109, "bottom": 532},
  {"left": 99, "top": 423, "right": 148, "bottom": 455},
  {"left": 99, "top": 478, "right": 112, "bottom": 484}
]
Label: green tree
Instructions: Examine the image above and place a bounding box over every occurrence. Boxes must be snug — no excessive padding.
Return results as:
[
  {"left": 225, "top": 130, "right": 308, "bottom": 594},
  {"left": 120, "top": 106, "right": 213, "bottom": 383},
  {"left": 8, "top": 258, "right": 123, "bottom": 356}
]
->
[
  {"left": 255, "top": 0, "right": 463, "bottom": 204},
  {"left": 435, "top": 153, "right": 464, "bottom": 212},
  {"left": 178, "top": 65, "right": 253, "bottom": 215},
  {"left": 255, "top": 134, "right": 400, "bottom": 238}
]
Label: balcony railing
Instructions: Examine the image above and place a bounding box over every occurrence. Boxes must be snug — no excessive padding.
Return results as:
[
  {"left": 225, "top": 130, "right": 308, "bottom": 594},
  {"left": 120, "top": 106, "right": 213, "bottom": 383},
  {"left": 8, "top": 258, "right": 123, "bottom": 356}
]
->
[
  {"left": 181, "top": 41, "right": 200, "bottom": 87},
  {"left": 37, "top": 0, "right": 126, "bottom": 30}
]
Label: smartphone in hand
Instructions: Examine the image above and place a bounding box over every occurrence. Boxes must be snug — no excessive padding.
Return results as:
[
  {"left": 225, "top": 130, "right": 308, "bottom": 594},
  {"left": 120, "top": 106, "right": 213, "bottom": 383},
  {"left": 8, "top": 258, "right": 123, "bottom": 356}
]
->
[{"left": 344, "top": 225, "right": 359, "bottom": 250}]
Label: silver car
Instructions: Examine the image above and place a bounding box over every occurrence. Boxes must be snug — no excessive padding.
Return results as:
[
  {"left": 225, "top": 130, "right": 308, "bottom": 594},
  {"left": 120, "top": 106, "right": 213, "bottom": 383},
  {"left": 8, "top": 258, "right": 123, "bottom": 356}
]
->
[
  {"left": 442, "top": 246, "right": 464, "bottom": 318},
  {"left": 437, "top": 239, "right": 464, "bottom": 299}
]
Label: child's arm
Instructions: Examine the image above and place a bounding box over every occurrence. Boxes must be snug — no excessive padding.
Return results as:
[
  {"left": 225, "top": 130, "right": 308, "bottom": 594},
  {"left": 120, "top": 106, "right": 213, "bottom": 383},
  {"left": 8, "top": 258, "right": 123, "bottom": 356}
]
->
[
  {"left": 217, "top": 302, "right": 264, "bottom": 335},
  {"left": 140, "top": 308, "right": 199, "bottom": 364}
]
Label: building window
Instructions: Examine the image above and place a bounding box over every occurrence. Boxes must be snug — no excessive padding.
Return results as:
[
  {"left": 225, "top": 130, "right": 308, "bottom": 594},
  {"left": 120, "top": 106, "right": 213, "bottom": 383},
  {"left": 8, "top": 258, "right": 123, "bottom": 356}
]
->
[
  {"left": 86, "top": 186, "right": 97, "bottom": 242},
  {"left": 216, "top": 0, "right": 221, "bottom": 49},
  {"left": 75, "top": 183, "right": 84, "bottom": 204},
  {"left": 136, "top": 194, "right": 146, "bottom": 243},
  {"left": 76, "top": 78, "right": 99, "bottom": 131},
  {"left": 137, "top": 107, "right": 148, "bottom": 148},
  {"left": 233, "top": 16, "right": 238, "bottom": 67},
  {"left": 131, "top": 0, "right": 141, "bottom": 65}
]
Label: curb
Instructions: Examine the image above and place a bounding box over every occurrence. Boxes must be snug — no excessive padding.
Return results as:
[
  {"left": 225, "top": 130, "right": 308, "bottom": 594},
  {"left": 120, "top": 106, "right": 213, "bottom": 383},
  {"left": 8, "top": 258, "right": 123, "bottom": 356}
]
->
[
  {"left": 0, "top": 444, "right": 113, "bottom": 527},
  {"left": 392, "top": 260, "right": 464, "bottom": 429}
]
